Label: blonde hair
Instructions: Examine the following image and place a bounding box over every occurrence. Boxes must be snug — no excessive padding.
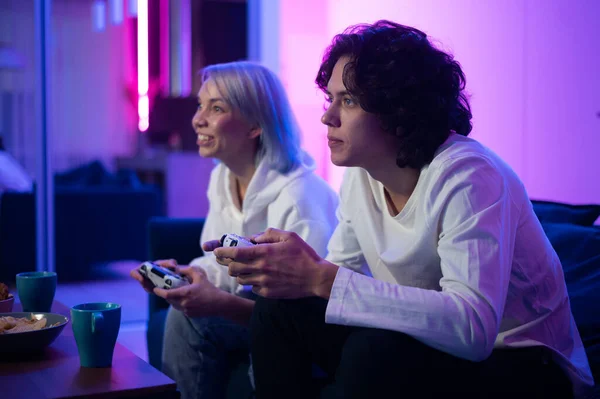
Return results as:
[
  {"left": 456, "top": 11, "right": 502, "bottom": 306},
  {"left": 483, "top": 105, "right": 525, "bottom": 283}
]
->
[{"left": 202, "top": 61, "right": 302, "bottom": 173}]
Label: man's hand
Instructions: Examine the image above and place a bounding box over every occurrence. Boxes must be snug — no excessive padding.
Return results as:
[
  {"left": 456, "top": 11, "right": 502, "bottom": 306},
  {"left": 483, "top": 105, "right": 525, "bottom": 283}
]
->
[
  {"left": 153, "top": 266, "right": 226, "bottom": 318},
  {"left": 202, "top": 239, "right": 235, "bottom": 266},
  {"left": 211, "top": 228, "right": 339, "bottom": 299},
  {"left": 130, "top": 259, "right": 177, "bottom": 294}
]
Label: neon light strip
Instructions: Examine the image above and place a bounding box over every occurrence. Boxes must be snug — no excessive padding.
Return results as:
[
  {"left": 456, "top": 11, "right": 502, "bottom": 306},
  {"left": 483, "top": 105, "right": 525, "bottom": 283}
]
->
[
  {"left": 159, "top": 0, "right": 170, "bottom": 96},
  {"left": 137, "top": 0, "right": 149, "bottom": 131}
]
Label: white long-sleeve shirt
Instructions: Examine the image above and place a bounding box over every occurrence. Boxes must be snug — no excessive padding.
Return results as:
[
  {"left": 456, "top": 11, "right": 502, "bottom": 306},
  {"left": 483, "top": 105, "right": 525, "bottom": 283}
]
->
[
  {"left": 191, "top": 151, "right": 339, "bottom": 296},
  {"left": 325, "top": 134, "right": 594, "bottom": 396}
]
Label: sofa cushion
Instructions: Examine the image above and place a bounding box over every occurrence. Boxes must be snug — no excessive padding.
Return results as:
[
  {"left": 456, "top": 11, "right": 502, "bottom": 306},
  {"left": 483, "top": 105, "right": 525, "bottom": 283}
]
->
[
  {"left": 54, "top": 160, "right": 142, "bottom": 189},
  {"left": 146, "top": 308, "right": 169, "bottom": 371},
  {"left": 532, "top": 200, "right": 600, "bottom": 226},
  {"left": 0, "top": 187, "right": 163, "bottom": 282},
  {"left": 541, "top": 222, "right": 600, "bottom": 385}
]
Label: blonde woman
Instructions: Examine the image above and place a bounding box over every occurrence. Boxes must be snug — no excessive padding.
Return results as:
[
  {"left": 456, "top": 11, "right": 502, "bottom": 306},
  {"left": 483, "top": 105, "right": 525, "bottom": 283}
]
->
[{"left": 131, "top": 61, "right": 338, "bottom": 399}]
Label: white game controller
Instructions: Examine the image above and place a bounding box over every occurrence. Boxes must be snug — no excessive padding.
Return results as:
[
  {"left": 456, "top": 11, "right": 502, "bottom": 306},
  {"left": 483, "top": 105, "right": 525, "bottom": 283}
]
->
[
  {"left": 139, "top": 261, "right": 189, "bottom": 290},
  {"left": 220, "top": 233, "right": 255, "bottom": 248}
]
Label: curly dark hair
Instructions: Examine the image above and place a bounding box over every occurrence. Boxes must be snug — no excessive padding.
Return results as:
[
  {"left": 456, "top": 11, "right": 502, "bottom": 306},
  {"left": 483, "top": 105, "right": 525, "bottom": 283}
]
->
[{"left": 316, "top": 20, "right": 472, "bottom": 169}]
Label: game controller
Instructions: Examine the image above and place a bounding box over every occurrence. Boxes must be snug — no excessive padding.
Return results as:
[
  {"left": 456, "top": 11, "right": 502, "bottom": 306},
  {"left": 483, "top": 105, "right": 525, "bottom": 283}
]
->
[
  {"left": 139, "top": 261, "right": 189, "bottom": 290},
  {"left": 220, "top": 233, "right": 255, "bottom": 248}
]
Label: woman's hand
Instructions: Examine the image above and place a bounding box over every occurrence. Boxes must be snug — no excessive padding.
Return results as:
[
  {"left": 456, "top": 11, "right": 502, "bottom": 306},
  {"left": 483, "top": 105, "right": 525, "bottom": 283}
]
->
[
  {"left": 130, "top": 259, "right": 178, "bottom": 294},
  {"left": 153, "top": 265, "right": 227, "bottom": 318},
  {"left": 211, "top": 228, "right": 339, "bottom": 299}
]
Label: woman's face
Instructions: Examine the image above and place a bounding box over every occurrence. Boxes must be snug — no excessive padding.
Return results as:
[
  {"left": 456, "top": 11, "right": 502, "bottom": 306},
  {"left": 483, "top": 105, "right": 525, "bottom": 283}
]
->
[{"left": 191, "top": 79, "right": 260, "bottom": 163}]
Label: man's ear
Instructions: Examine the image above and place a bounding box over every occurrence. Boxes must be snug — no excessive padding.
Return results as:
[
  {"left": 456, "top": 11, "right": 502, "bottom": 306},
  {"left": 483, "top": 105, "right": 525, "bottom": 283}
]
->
[{"left": 248, "top": 126, "right": 262, "bottom": 140}]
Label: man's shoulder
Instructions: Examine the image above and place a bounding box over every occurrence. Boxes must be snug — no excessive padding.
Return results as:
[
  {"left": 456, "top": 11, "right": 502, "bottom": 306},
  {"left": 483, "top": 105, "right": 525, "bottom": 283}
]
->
[
  {"left": 339, "top": 167, "right": 371, "bottom": 189},
  {"left": 424, "top": 137, "right": 527, "bottom": 211},
  {"left": 428, "top": 135, "right": 513, "bottom": 182},
  {"left": 336, "top": 168, "right": 380, "bottom": 211},
  {"left": 432, "top": 135, "right": 491, "bottom": 164}
]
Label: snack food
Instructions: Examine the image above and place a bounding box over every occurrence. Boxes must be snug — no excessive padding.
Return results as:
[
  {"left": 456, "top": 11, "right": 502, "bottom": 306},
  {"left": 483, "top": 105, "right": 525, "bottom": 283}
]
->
[
  {"left": 0, "top": 282, "right": 10, "bottom": 301},
  {"left": 0, "top": 315, "right": 60, "bottom": 334}
]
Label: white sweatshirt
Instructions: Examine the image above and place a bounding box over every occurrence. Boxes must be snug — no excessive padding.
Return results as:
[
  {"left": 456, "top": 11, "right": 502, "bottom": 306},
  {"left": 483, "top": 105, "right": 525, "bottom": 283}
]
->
[
  {"left": 191, "top": 151, "right": 339, "bottom": 296},
  {"left": 0, "top": 151, "right": 32, "bottom": 194},
  {"left": 325, "top": 134, "right": 594, "bottom": 396}
]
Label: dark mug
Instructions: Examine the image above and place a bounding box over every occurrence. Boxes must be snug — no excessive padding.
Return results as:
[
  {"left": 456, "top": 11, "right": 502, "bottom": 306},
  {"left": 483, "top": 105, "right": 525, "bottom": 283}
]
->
[
  {"left": 71, "top": 302, "right": 121, "bottom": 367},
  {"left": 16, "top": 271, "right": 57, "bottom": 312}
]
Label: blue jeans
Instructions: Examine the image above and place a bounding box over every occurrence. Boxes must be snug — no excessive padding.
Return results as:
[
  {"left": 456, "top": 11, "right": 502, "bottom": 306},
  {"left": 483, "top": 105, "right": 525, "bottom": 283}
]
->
[{"left": 162, "top": 307, "right": 252, "bottom": 399}]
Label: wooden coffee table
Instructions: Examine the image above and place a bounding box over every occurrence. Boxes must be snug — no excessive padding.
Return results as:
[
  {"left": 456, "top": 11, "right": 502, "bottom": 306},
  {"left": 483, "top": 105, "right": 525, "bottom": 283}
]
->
[{"left": 0, "top": 300, "right": 177, "bottom": 398}]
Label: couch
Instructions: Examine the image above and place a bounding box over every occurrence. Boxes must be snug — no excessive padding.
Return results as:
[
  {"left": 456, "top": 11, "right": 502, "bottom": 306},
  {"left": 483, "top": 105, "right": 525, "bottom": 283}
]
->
[
  {"left": 0, "top": 161, "right": 164, "bottom": 282},
  {"left": 146, "top": 200, "right": 600, "bottom": 398}
]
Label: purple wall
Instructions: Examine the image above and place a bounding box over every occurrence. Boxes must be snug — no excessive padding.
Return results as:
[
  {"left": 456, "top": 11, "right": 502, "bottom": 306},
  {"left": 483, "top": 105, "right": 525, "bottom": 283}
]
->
[
  {"left": 522, "top": 0, "right": 600, "bottom": 204},
  {"left": 4, "top": 1, "right": 598, "bottom": 206},
  {"left": 272, "top": 0, "right": 600, "bottom": 204}
]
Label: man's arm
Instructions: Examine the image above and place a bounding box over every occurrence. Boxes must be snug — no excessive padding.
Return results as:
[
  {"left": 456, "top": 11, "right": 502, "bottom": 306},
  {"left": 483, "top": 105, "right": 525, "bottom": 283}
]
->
[{"left": 325, "top": 158, "right": 517, "bottom": 362}]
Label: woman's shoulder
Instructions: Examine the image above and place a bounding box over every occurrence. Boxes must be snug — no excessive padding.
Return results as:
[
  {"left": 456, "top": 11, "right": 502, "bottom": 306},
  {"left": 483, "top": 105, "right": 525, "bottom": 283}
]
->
[
  {"left": 206, "top": 162, "right": 229, "bottom": 198},
  {"left": 278, "top": 167, "right": 337, "bottom": 203}
]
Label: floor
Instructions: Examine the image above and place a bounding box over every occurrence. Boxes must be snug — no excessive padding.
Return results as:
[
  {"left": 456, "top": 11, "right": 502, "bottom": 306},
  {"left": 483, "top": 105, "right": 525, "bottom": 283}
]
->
[{"left": 51, "top": 260, "right": 150, "bottom": 362}]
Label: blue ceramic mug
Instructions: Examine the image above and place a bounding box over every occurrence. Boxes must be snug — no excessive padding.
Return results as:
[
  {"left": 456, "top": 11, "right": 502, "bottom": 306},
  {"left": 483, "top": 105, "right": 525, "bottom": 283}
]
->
[
  {"left": 16, "top": 271, "right": 57, "bottom": 312},
  {"left": 70, "top": 302, "right": 121, "bottom": 367}
]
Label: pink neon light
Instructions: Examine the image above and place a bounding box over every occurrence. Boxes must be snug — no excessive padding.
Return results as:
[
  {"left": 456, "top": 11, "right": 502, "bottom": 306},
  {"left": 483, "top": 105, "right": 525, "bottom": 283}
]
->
[
  {"left": 137, "top": 0, "right": 149, "bottom": 131},
  {"left": 138, "top": 95, "right": 149, "bottom": 131}
]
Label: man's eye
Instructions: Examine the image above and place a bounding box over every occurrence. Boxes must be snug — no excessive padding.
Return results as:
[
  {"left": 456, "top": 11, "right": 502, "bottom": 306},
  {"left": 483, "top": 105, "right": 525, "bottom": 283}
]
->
[
  {"left": 197, "top": 104, "right": 202, "bottom": 110},
  {"left": 343, "top": 98, "right": 355, "bottom": 106},
  {"left": 213, "top": 106, "right": 223, "bottom": 112}
]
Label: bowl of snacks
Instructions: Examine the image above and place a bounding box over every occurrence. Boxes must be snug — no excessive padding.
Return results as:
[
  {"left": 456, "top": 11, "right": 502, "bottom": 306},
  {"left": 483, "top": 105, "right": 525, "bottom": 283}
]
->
[
  {"left": 0, "top": 312, "right": 69, "bottom": 353},
  {"left": 0, "top": 282, "right": 14, "bottom": 312}
]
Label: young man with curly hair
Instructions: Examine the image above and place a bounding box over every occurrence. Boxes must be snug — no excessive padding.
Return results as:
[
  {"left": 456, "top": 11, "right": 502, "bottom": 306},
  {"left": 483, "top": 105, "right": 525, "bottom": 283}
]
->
[{"left": 207, "top": 21, "right": 594, "bottom": 398}]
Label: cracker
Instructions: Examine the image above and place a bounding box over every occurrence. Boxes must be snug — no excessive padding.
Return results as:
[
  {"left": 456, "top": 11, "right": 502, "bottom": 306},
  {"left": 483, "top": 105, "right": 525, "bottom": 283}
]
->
[{"left": 0, "top": 315, "right": 50, "bottom": 334}]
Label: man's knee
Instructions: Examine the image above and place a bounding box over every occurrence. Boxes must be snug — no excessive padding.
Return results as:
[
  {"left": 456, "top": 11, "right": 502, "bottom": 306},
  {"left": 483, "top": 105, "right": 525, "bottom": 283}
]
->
[
  {"left": 334, "top": 329, "right": 433, "bottom": 396},
  {"left": 252, "top": 296, "right": 280, "bottom": 317},
  {"left": 340, "top": 328, "right": 411, "bottom": 364},
  {"left": 251, "top": 296, "right": 328, "bottom": 332}
]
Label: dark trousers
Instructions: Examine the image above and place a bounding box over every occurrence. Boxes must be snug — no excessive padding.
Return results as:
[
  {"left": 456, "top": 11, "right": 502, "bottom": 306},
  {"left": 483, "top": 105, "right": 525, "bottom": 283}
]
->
[{"left": 250, "top": 296, "right": 573, "bottom": 399}]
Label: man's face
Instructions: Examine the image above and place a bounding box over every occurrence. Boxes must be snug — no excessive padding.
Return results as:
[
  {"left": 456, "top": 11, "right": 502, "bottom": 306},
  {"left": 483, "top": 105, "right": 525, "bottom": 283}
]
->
[{"left": 321, "top": 57, "right": 398, "bottom": 169}]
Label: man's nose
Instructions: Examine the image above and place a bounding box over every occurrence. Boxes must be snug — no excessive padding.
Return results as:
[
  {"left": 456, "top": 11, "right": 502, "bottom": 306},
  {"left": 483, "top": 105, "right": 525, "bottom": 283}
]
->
[{"left": 321, "top": 106, "right": 340, "bottom": 128}]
